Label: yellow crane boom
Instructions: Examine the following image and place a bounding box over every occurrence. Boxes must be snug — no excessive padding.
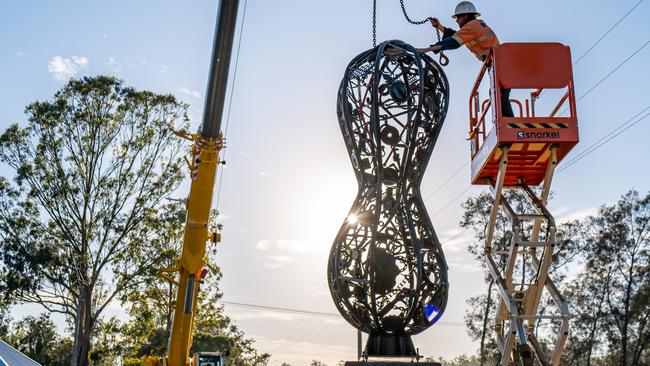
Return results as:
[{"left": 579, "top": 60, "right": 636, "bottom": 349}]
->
[{"left": 146, "top": 1, "right": 240, "bottom": 365}]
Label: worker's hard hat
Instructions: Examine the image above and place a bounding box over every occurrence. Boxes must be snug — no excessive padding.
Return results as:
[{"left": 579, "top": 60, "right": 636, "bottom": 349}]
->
[{"left": 452, "top": 1, "right": 480, "bottom": 18}]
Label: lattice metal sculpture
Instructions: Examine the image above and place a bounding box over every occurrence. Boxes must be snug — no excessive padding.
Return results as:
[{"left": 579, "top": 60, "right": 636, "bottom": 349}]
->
[{"left": 328, "top": 40, "right": 450, "bottom": 358}]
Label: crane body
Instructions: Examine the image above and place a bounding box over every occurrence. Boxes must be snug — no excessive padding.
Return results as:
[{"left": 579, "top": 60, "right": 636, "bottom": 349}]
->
[{"left": 146, "top": 1, "right": 240, "bottom": 365}]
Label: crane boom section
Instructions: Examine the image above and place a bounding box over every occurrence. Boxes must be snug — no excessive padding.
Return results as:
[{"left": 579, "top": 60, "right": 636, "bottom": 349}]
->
[
  {"left": 165, "top": 1, "right": 240, "bottom": 365},
  {"left": 201, "top": 0, "right": 240, "bottom": 138}
]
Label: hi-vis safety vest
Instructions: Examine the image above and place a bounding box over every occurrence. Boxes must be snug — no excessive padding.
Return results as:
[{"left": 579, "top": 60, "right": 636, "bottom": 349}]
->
[{"left": 451, "top": 19, "right": 500, "bottom": 60}]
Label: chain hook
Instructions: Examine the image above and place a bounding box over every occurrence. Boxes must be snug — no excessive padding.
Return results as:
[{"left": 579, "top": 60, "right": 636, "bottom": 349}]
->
[
  {"left": 399, "top": 0, "right": 449, "bottom": 67},
  {"left": 435, "top": 28, "right": 449, "bottom": 66}
]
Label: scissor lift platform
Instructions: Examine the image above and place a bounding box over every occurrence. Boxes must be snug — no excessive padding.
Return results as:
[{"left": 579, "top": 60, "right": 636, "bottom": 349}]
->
[
  {"left": 467, "top": 43, "right": 579, "bottom": 366},
  {"left": 469, "top": 43, "right": 579, "bottom": 186}
]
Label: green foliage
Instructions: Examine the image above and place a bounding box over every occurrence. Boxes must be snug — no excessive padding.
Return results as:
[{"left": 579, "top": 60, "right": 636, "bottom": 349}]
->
[
  {"left": 192, "top": 290, "right": 270, "bottom": 366},
  {"left": 0, "top": 306, "right": 10, "bottom": 336},
  {"left": 88, "top": 317, "right": 124, "bottom": 366},
  {"left": 113, "top": 203, "right": 269, "bottom": 365},
  {"left": 436, "top": 354, "right": 481, "bottom": 366},
  {"left": 562, "top": 190, "right": 650, "bottom": 365},
  {"left": 0, "top": 75, "right": 189, "bottom": 365},
  {"left": 461, "top": 189, "right": 650, "bottom": 365},
  {"left": 5, "top": 313, "right": 72, "bottom": 366},
  {"left": 118, "top": 252, "right": 270, "bottom": 365}
]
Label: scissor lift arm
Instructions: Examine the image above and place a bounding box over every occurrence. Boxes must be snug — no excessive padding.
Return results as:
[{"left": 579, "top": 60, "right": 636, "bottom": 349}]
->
[{"left": 469, "top": 43, "right": 578, "bottom": 365}]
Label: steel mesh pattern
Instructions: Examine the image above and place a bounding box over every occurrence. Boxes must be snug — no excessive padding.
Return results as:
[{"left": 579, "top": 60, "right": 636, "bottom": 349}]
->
[{"left": 329, "top": 40, "right": 451, "bottom": 338}]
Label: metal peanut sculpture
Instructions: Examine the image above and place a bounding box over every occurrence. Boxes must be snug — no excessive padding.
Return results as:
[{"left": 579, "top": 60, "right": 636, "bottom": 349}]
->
[{"left": 328, "top": 40, "right": 450, "bottom": 357}]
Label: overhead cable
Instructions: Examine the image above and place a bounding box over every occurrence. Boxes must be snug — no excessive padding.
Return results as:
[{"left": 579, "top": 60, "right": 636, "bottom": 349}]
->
[
  {"left": 557, "top": 106, "right": 650, "bottom": 173},
  {"left": 572, "top": 0, "right": 645, "bottom": 66},
  {"left": 220, "top": 300, "right": 465, "bottom": 327},
  {"left": 559, "top": 40, "right": 649, "bottom": 115}
]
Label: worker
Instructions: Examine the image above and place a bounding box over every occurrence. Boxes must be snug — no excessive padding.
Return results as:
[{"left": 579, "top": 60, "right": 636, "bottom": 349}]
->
[{"left": 418, "top": 1, "right": 514, "bottom": 118}]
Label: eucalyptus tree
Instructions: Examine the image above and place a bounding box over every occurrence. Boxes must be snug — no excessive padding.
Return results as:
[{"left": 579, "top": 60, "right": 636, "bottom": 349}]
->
[
  {"left": 579, "top": 190, "right": 650, "bottom": 365},
  {"left": 0, "top": 76, "right": 188, "bottom": 366}
]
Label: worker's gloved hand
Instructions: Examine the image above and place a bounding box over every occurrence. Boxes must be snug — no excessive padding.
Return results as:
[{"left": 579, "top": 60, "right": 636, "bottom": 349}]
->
[
  {"left": 429, "top": 17, "right": 441, "bottom": 29},
  {"left": 428, "top": 45, "right": 442, "bottom": 54}
]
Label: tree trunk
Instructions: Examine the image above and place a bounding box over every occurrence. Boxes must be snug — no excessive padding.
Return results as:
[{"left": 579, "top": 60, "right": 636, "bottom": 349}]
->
[
  {"left": 621, "top": 256, "right": 636, "bottom": 366},
  {"left": 479, "top": 279, "right": 494, "bottom": 365},
  {"left": 586, "top": 278, "right": 607, "bottom": 366},
  {"left": 73, "top": 284, "right": 94, "bottom": 366}
]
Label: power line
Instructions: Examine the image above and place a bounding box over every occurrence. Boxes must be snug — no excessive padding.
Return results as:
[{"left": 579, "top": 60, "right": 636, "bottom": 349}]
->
[
  {"left": 427, "top": 39, "right": 649, "bottom": 217},
  {"left": 538, "top": 0, "right": 644, "bottom": 98},
  {"left": 222, "top": 300, "right": 338, "bottom": 318},
  {"left": 221, "top": 300, "right": 465, "bottom": 327},
  {"left": 275, "top": 295, "right": 330, "bottom": 345},
  {"left": 576, "top": 40, "right": 648, "bottom": 104},
  {"left": 431, "top": 187, "right": 472, "bottom": 218},
  {"left": 572, "top": 0, "right": 645, "bottom": 66},
  {"left": 559, "top": 40, "right": 649, "bottom": 115},
  {"left": 424, "top": 162, "right": 469, "bottom": 202},
  {"left": 557, "top": 106, "right": 650, "bottom": 173},
  {"left": 425, "top": 22, "right": 649, "bottom": 215}
]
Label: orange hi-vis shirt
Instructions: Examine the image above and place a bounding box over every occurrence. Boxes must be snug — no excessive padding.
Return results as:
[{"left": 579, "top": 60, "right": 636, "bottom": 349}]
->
[{"left": 450, "top": 19, "right": 500, "bottom": 60}]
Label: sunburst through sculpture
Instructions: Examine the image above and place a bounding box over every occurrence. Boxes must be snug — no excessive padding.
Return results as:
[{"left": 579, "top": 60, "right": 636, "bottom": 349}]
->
[{"left": 328, "top": 40, "right": 450, "bottom": 358}]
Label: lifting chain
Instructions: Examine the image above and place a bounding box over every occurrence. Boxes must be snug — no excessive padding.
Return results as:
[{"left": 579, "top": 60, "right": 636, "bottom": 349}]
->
[
  {"left": 398, "top": 0, "right": 449, "bottom": 66},
  {"left": 372, "top": 0, "right": 377, "bottom": 47}
]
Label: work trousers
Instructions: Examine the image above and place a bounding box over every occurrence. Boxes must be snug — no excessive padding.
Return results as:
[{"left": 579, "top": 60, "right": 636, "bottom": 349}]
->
[
  {"left": 500, "top": 88, "right": 515, "bottom": 117},
  {"left": 487, "top": 63, "right": 515, "bottom": 118}
]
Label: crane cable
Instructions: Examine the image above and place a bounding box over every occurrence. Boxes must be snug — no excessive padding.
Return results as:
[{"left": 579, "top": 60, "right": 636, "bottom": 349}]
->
[
  {"left": 399, "top": 0, "right": 449, "bottom": 66},
  {"left": 215, "top": 0, "right": 248, "bottom": 212}
]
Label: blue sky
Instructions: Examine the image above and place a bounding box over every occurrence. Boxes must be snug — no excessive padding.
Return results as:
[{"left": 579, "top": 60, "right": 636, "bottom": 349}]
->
[{"left": 1, "top": 1, "right": 649, "bottom": 365}]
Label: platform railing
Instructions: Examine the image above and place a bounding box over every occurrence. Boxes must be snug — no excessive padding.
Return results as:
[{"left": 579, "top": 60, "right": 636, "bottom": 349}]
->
[{"left": 469, "top": 50, "right": 577, "bottom": 159}]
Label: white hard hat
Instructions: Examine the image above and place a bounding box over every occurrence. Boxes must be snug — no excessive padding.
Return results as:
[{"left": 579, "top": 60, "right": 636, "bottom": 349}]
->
[{"left": 452, "top": 1, "right": 480, "bottom": 18}]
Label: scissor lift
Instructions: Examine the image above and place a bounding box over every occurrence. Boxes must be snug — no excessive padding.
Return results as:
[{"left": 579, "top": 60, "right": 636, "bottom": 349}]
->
[{"left": 468, "top": 43, "right": 579, "bottom": 366}]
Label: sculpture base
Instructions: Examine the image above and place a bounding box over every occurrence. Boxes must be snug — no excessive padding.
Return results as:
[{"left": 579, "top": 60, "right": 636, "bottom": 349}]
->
[
  {"left": 365, "top": 333, "right": 416, "bottom": 357},
  {"left": 343, "top": 362, "right": 441, "bottom": 366}
]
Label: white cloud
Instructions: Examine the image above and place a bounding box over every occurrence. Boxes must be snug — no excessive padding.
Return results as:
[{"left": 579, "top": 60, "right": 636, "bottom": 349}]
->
[
  {"left": 439, "top": 227, "right": 472, "bottom": 253},
  {"left": 264, "top": 254, "right": 296, "bottom": 269},
  {"left": 160, "top": 64, "right": 169, "bottom": 74},
  {"left": 48, "top": 56, "right": 89, "bottom": 81},
  {"left": 102, "top": 33, "right": 108, "bottom": 39},
  {"left": 72, "top": 56, "right": 88, "bottom": 66},
  {"left": 269, "top": 255, "right": 294, "bottom": 263},
  {"left": 15, "top": 51, "right": 25, "bottom": 58},
  {"left": 256, "top": 239, "right": 316, "bottom": 253},
  {"left": 265, "top": 262, "right": 284, "bottom": 269},
  {"left": 106, "top": 57, "right": 115, "bottom": 66},
  {"left": 556, "top": 206, "right": 596, "bottom": 224},
  {"left": 178, "top": 86, "right": 202, "bottom": 99}
]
